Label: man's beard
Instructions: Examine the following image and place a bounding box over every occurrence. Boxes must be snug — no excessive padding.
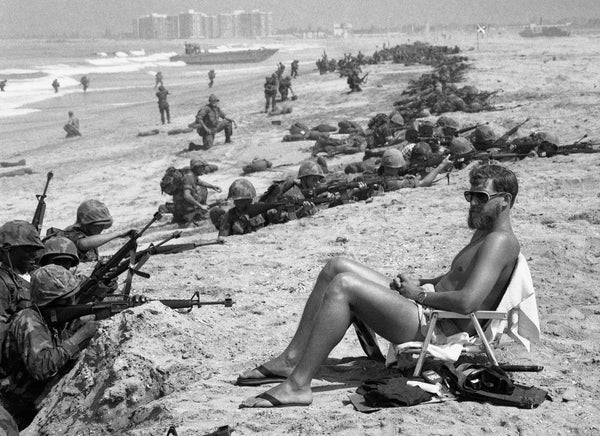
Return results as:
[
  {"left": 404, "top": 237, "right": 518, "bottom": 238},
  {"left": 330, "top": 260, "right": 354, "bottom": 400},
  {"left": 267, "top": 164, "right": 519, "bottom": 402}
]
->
[{"left": 468, "top": 205, "right": 500, "bottom": 231}]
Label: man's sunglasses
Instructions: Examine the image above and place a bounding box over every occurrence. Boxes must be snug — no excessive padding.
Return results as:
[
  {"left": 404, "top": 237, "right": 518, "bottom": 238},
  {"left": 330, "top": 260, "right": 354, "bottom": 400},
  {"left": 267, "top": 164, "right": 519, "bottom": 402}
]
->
[{"left": 464, "top": 191, "right": 508, "bottom": 203}]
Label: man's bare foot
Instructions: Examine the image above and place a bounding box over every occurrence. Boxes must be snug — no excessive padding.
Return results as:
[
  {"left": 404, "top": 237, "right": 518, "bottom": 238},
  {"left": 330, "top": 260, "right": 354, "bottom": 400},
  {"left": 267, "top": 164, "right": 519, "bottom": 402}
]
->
[
  {"left": 236, "top": 357, "right": 294, "bottom": 386},
  {"left": 240, "top": 380, "right": 312, "bottom": 408}
]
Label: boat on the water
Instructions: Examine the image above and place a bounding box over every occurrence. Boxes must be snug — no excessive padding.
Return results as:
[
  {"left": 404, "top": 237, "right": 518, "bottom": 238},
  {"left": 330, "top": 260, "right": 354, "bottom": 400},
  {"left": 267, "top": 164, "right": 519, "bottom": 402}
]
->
[
  {"left": 170, "top": 43, "right": 278, "bottom": 65},
  {"left": 519, "top": 23, "right": 571, "bottom": 37}
]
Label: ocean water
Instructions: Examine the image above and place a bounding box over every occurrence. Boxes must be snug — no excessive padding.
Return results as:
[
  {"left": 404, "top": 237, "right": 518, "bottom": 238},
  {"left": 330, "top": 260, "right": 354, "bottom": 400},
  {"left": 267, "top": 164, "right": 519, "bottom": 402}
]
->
[{"left": 0, "top": 38, "right": 327, "bottom": 119}]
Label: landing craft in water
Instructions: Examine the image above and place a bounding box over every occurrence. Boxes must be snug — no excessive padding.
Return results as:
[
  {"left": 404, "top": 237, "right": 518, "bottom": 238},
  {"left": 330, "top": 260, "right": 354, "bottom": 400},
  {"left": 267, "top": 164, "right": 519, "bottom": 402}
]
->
[
  {"left": 170, "top": 43, "right": 278, "bottom": 65},
  {"left": 519, "top": 23, "right": 571, "bottom": 37}
]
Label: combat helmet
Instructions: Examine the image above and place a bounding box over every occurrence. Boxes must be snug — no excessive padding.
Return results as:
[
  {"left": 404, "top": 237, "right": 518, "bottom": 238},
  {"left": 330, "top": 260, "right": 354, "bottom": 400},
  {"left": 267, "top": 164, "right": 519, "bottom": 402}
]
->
[
  {"left": 208, "top": 94, "right": 219, "bottom": 103},
  {"left": 470, "top": 125, "right": 497, "bottom": 151},
  {"left": 190, "top": 158, "right": 208, "bottom": 170},
  {"left": 30, "top": 264, "right": 80, "bottom": 306},
  {"left": 436, "top": 116, "right": 460, "bottom": 129},
  {"left": 411, "top": 142, "right": 433, "bottom": 162},
  {"left": 39, "top": 236, "right": 79, "bottom": 267},
  {"left": 76, "top": 199, "right": 113, "bottom": 227},
  {"left": 381, "top": 149, "right": 406, "bottom": 169},
  {"left": 450, "top": 137, "right": 475, "bottom": 155},
  {"left": 0, "top": 220, "right": 44, "bottom": 250},
  {"left": 227, "top": 178, "right": 256, "bottom": 200},
  {"left": 297, "top": 160, "right": 325, "bottom": 179}
]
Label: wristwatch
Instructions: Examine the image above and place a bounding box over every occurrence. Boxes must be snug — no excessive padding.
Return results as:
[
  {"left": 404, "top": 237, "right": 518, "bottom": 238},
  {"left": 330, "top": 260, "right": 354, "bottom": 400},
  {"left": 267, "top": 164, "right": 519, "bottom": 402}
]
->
[{"left": 415, "top": 291, "right": 428, "bottom": 305}]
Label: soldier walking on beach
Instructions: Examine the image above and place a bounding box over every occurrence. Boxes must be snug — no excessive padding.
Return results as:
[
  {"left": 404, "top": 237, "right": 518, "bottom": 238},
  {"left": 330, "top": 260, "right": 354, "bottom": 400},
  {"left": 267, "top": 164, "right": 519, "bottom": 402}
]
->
[
  {"left": 0, "top": 79, "right": 6, "bottom": 92},
  {"left": 208, "top": 69, "right": 216, "bottom": 88},
  {"left": 156, "top": 85, "right": 171, "bottom": 124},
  {"left": 63, "top": 111, "right": 81, "bottom": 138},
  {"left": 52, "top": 79, "right": 60, "bottom": 93},
  {"left": 155, "top": 71, "right": 163, "bottom": 89},
  {"left": 291, "top": 60, "right": 299, "bottom": 78},
  {"left": 80, "top": 75, "right": 90, "bottom": 92},
  {"left": 189, "top": 94, "right": 235, "bottom": 148}
]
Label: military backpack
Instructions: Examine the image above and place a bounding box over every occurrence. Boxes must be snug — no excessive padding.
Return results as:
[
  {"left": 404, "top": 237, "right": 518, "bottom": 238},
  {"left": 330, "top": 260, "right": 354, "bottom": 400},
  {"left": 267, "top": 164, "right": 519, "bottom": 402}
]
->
[{"left": 160, "top": 166, "right": 185, "bottom": 195}]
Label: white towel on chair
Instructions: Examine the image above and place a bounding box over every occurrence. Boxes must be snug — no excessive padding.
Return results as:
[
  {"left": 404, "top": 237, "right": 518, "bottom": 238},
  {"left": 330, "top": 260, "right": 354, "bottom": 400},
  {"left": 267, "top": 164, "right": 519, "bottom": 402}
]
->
[{"left": 486, "top": 253, "right": 540, "bottom": 351}]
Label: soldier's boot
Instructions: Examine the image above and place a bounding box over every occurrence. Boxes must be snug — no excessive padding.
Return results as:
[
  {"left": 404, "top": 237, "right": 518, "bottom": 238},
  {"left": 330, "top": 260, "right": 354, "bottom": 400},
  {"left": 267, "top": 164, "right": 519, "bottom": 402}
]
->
[{"left": 224, "top": 124, "right": 233, "bottom": 143}]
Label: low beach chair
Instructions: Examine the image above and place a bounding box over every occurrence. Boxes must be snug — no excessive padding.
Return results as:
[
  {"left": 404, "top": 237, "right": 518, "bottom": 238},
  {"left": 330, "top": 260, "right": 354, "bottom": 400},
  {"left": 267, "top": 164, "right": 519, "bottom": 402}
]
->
[
  {"left": 397, "top": 253, "right": 540, "bottom": 376},
  {"left": 356, "top": 254, "right": 541, "bottom": 375}
]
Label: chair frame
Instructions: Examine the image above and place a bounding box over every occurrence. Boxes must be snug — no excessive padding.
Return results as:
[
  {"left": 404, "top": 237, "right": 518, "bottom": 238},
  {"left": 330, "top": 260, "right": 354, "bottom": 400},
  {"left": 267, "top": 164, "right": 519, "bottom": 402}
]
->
[{"left": 413, "top": 310, "right": 507, "bottom": 376}]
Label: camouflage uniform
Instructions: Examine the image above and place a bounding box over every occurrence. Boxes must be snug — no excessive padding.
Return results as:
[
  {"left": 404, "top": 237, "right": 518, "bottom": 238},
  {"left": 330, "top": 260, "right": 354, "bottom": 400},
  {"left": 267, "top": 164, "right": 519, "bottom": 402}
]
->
[
  {"left": 172, "top": 167, "right": 208, "bottom": 225},
  {"left": 194, "top": 95, "right": 232, "bottom": 148},
  {"left": 1, "top": 265, "right": 93, "bottom": 429},
  {"left": 0, "top": 221, "right": 44, "bottom": 324},
  {"left": 0, "top": 404, "right": 18, "bottom": 435},
  {"left": 156, "top": 85, "right": 170, "bottom": 124},
  {"left": 264, "top": 74, "right": 278, "bottom": 113},
  {"left": 218, "top": 179, "right": 265, "bottom": 237}
]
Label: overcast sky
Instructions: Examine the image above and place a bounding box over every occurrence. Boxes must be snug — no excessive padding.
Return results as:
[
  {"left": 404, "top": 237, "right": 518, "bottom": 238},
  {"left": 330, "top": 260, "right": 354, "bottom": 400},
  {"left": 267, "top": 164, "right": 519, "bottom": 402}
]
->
[{"left": 1, "top": 0, "right": 599, "bottom": 37}]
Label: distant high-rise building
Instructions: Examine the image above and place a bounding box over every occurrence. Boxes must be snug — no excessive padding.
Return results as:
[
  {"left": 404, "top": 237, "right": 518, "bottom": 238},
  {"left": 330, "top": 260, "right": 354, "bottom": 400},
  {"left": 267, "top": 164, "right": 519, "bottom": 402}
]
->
[
  {"left": 179, "top": 10, "right": 205, "bottom": 38},
  {"left": 134, "top": 9, "right": 271, "bottom": 39},
  {"left": 218, "top": 13, "right": 235, "bottom": 38},
  {"left": 166, "top": 15, "right": 180, "bottom": 39},
  {"left": 138, "top": 14, "right": 168, "bottom": 39}
]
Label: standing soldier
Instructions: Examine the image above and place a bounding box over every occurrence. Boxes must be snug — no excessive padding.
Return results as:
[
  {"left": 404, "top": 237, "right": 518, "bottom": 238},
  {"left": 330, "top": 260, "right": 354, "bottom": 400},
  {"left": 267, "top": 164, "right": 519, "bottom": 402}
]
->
[
  {"left": 290, "top": 60, "right": 299, "bottom": 78},
  {"left": 264, "top": 73, "right": 278, "bottom": 114},
  {"left": 172, "top": 159, "right": 222, "bottom": 227},
  {"left": 189, "top": 94, "right": 235, "bottom": 148},
  {"left": 63, "top": 111, "right": 81, "bottom": 138},
  {"left": 80, "top": 75, "right": 90, "bottom": 92},
  {"left": 0, "top": 79, "right": 6, "bottom": 91},
  {"left": 0, "top": 221, "right": 44, "bottom": 324},
  {"left": 154, "top": 71, "right": 163, "bottom": 89},
  {"left": 51, "top": 79, "right": 60, "bottom": 93},
  {"left": 155, "top": 85, "right": 171, "bottom": 125},
  {"left": 208, "top": 69, "right": 216, "bottom": 88}
]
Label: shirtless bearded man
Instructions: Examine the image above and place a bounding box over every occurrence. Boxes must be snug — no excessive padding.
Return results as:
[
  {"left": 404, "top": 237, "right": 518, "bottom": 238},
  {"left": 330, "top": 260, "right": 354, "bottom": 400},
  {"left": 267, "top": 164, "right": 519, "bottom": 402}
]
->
[{"left": 238, "top": 164, "right": 520, "bottom": 408}]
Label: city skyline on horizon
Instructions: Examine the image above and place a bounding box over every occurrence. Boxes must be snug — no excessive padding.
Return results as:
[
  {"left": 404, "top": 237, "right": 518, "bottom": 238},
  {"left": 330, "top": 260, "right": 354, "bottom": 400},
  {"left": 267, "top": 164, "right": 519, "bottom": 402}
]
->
[{"left": 1, "top": 0, "right": 600, "bottom": 38}]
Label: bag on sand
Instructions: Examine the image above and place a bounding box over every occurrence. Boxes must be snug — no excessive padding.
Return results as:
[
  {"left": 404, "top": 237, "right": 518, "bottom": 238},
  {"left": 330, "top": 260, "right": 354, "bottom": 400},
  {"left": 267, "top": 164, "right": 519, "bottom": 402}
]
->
[
  {"left": 441, "top": 363, "right": 549, "bottom": 409},
  {"left": 242, "top": 158, "right": 272, "bottom": 174},
  {"left": 160, "top": 166, "right": 185, "bottom": 195}
]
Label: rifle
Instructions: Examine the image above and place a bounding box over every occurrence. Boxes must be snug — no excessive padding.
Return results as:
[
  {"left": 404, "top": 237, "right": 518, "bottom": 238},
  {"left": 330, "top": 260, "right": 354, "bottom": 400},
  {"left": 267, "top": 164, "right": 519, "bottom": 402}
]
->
[
  {"left": 32, "top": 171, "right": 53, "bottom": 232},
  {"left": 546, "top": 134, "right": 600, "bottom": 156},
  {"left": 492, "top": 118, "right": 530, "bottom": 147},
  {"left": 40, "top": 291, "right": 234, "bottom": 328},
  {"left": 105, "top": 234, "right": 225, "bottom": 284},
  {"left": 359, "top": 72, "right": 369, "bottom": 84},
  {"left": 454, "top": 122, "right": 489, "bottom": 136},
  {"left": 76, "top": 212, "right": 162, "bottom": 302}
]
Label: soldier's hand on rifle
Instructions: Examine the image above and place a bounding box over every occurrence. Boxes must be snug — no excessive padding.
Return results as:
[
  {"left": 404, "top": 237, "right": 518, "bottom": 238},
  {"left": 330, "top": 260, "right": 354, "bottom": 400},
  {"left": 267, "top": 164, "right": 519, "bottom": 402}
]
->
[
  {"left": 196, "top": 203, "right": 209, "bottom": 212},
  {"left": 302, "top": 201, "right": 315, "bottom": 209},
  {"left": 69, "top": 320, "right": 99, "bottom": 348},
  {"left": 211, "top": 185, "right": 222, "bottom": 193},
  {"left": 120, "top": 229, "right": 137, "bottom": 238},
  {"left": 357, "top": 182, "right": 368, "bottom": 190}
]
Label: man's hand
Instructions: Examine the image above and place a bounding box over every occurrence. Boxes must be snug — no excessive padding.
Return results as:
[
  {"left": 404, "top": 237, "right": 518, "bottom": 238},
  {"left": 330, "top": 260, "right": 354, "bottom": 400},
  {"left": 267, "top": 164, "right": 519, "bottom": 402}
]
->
[
  {"left": 196, "top": 203, "right": 209, "bottom": 212},
  {"left": 390, "top": 273, "right": 421, "bottom": 300},
  {"left": 211, "top": 185, "right": 222, "bottom": 193}
]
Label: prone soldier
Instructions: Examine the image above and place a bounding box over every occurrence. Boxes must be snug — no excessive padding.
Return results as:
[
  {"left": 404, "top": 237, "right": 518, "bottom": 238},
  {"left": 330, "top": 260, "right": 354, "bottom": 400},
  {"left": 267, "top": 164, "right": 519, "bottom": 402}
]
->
[
  {"left": 47, "top": 199, "right": 131, "bottom": 263},
  {"left": 218, "top": 179, "right": 266, "bottom": 237},
  {"left": 0, "top": 265, "right": 98, "bottom": 429},
  {"left": 0, "top": 221, "right": 44, "bottom": 324}
]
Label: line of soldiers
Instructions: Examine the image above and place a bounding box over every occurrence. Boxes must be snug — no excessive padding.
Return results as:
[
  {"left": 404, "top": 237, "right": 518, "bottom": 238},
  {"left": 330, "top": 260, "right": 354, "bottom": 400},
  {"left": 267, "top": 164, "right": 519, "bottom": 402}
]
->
[{"left": 0, "top": 198, "right": 144, "bottom": 430}]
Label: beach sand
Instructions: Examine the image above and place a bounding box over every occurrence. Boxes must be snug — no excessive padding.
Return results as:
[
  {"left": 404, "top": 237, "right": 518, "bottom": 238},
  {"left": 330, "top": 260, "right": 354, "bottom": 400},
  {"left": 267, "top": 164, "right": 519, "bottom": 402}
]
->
[{"left": 1, "top": 33, "right": 600, "bottom": 435}]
